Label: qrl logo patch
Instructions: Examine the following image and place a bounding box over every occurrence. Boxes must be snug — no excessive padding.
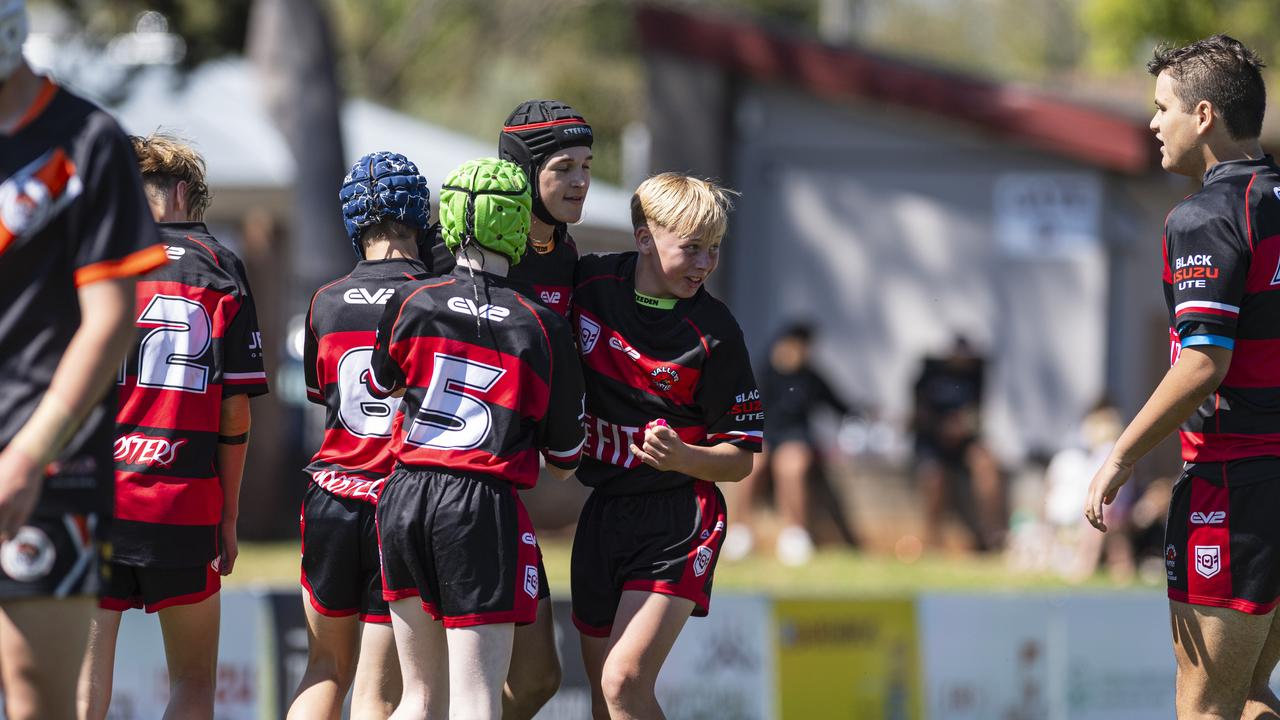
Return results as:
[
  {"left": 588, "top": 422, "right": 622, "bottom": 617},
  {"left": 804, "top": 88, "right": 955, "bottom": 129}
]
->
[
  {"left": 579, "top": 315, "right": 601, "bottom": 354},
  {"left": 693, "top": 545, "right": 714, "bottom": 578},
  {"left": 523, "top": 565, "right": 540, "bottom": 599},
  {"left": 1195, "top": 545, "right": 1221, "bottom": 579},
  {"left": 0, "top": 526, "right": 56, "bottom": 582}
]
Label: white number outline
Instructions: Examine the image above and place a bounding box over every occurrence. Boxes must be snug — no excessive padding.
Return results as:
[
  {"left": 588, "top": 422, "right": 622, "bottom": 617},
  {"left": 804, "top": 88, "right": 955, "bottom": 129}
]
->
[
  {"left": 134, "top": 295, "right": 213, "bottom": 393},
  {"left": 405, "top": 353, "right": 506, "bottom": 451},
  {"left": 335, "top": 346, "right": 394, "bottom": 438}
]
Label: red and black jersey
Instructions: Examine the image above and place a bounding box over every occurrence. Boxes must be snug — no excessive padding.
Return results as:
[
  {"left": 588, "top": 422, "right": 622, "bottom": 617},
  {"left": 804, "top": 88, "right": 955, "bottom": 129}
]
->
[
  {"left": 303, "top": 258, "right": 428, "bottom": 502},
  {"left": 114, "top": 223, "right": 268, "bottom": 566},
  {"left": 0, "top": 79, "right": 165, "bottom": 516},
  {"left": 430, "top": 224, "right": 578, "bottom": 318},
  {"left": 368, "top": 266, "right": 586, "bottom": 488},
  {"left": 1163, "top": 156, "right": 1280, "bottom": 480},
  {"left": 572, "top": 252, "right": 763, "bottom": 496}
]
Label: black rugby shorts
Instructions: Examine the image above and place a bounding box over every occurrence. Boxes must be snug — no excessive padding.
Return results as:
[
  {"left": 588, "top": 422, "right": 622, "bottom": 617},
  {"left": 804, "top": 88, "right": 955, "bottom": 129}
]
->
[
  {"left": 300, "top": 482, "right": 390, "bottom": 623},
  {"left": 377, "top": 467, "right": 542, "bottom": 627},
  {"left": 571, "top": 481, "right": 726, "bottom": 638}
]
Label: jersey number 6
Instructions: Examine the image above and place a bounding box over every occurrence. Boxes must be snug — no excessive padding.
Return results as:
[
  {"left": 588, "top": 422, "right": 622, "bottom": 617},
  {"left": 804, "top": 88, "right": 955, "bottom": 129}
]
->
[
  {"left": 405, "top": 353, "right": 506, "bottom": 451},
  {"left": 336, "top": 347, "right": 394, "bottom": 438}
]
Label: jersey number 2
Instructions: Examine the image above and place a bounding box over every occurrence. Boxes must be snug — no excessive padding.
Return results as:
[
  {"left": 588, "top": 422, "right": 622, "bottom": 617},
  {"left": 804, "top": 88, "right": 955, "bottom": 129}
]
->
[
  {"left": 122, "top": 295, "right": 213, "bottom": 393},
  {"left": 405, "top": 353, "right": 506, "bottom": 450}
]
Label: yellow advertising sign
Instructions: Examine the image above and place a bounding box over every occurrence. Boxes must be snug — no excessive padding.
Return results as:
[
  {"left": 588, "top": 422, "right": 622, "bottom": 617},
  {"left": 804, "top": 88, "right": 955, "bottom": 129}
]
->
[{"left": 775, "top": 598, "right": 921, "bottom": 719}]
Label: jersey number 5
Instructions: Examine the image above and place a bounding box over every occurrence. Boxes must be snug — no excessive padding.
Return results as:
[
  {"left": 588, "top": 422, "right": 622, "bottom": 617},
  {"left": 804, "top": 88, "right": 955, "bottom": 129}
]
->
[
  {"left": 120, "top": 295, "right": 213, "bottom": 393},
  {"left": 405, "top": 353, "right": 506, "bottom": 450}
]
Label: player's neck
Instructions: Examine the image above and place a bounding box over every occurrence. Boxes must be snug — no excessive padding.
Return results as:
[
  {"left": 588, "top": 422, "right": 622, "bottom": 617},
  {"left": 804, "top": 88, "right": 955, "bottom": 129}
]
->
[
  {"left": 529, "top": 217, "right": 556, "bottom": 246},
  {"left": 455, "top": 246, "right": 509, "bottom": 277},
  {"left": 362, "top": 239, "right": 417, "bottom": 262},
  {"left": 1200, "top": 137, "right": 1266, "bottom": 177},
  {"left": 633, "top": 259, "right": 676, "bottom": 299},
  {"left": 0, "top": 63, "right": 41, "bottom": 133}
]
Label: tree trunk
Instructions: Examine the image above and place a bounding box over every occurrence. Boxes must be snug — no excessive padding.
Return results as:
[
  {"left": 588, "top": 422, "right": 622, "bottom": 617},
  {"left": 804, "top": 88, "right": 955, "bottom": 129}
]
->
[{"left": 242, "top": 0, "right": 349, "bottom": 538}]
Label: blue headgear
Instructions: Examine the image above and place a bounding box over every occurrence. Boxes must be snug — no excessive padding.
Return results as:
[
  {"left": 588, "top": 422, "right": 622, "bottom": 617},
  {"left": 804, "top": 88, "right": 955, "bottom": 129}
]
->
[{"left": 339, "top": 151, "right": 431, "bottom": 259}]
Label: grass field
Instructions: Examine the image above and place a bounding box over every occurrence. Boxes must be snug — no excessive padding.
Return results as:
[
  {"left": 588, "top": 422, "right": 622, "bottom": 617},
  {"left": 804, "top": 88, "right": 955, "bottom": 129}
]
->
[{"left": 227, "top": 539, "right": 1160, "bottom": 595}]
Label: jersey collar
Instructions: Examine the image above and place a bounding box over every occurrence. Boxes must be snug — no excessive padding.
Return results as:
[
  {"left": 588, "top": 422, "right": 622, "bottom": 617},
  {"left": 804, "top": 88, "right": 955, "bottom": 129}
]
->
[{"left": 1203, "top": 155, "right": 1276, "bottom": 185}]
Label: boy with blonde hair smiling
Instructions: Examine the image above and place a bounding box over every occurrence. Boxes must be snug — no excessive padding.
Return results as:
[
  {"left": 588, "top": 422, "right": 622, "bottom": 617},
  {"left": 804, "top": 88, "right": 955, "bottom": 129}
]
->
[{"left": 571, "top": 172, "right": 763, "bottom": 719}]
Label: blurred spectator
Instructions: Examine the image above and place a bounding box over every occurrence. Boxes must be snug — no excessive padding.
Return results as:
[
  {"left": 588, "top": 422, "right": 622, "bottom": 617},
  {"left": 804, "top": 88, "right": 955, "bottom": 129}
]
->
[
  {"left": 1042, "top": 400, "right": 1136, "bottom": 583},
  {"left": 724, "top": 323, "right": 858, "bottom": 565},
  {"left": 911, "top": 335, "right": 1005, "bottom": 551}
]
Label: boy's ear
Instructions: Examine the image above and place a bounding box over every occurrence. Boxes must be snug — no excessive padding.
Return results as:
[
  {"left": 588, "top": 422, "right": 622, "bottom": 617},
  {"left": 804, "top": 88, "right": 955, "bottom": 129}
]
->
[{"left": 634, "top": 225, "right": 652, "bottom": 254}]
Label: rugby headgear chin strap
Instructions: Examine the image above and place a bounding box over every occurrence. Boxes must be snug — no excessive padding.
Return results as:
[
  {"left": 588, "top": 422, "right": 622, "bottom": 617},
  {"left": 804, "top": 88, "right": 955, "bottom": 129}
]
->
[{"left": 499, "top": 100, "right": 592, "bottom": 226}]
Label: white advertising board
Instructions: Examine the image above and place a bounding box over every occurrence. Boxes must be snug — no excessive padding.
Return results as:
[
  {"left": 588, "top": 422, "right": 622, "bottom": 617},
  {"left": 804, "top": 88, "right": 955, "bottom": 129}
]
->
[
  {"left": 919, "top": 592, "right": 1175, "bottom": 720},
  {"left": 535, "top": 594, "right": 775, "bottom": 720},
  {"left": 103, "top": 590, "right": 268, "bottom": 719}
]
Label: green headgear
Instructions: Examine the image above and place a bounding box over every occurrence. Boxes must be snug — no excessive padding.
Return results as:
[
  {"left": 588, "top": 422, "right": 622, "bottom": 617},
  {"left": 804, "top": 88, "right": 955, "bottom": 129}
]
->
[{"left": 439, "top": 158, "right": 531, "bottom": 266}]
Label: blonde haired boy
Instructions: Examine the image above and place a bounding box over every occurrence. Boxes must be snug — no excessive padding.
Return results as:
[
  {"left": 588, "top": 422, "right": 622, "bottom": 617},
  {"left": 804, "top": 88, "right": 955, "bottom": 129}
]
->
[{"left": 570, "top": 172, "right": 763, "bottom": 719}]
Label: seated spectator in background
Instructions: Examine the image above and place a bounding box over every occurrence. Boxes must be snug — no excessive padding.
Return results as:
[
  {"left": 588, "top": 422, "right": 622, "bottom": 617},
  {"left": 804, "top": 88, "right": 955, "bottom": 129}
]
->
[
  {"left": 911, "top": 335, "right": 1005, "bottom": 552},
  {"left": 724, "top": 323, "right": 858, "bottom": 565},
  {"left": 1043, "top": 400, "right": 1136, "bottom": 583}
]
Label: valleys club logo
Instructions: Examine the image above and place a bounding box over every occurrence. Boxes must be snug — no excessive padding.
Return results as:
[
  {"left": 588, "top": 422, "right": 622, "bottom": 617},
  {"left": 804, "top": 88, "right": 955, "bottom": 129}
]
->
[{"left": 650, "top": 366, "right": 680, "bottom": 392}]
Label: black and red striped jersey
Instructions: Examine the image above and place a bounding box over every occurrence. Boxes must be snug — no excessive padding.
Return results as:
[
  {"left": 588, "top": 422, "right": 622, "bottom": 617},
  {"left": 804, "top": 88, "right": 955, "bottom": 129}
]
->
[
  {"left": 303, "top": 258, "right": 428, "bottom": 502},
  {"left": 113, "top": 223, "right": 268, "bottom": 566},
  {"left": 572, "top": 252, "right": 763, "bottom": 495},
  {"left": 368, "top": 265, "right": 586, "bottom": 487},
  {"left": 1163, "top": 156, "right": 1280, "bottom": 480},
  {"left": 0, "top": 80, "right": 165, "bottom": 516},
  {"left": 430, "top": 224, "right": 578, "bottom": 318}
]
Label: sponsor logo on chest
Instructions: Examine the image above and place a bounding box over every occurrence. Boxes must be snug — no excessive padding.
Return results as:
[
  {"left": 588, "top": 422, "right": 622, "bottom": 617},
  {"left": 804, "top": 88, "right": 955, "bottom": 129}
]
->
[
  {"left": 579, "top": 315, "right": 602, "bottom": 354},
  {"left": 0, "top": 147, "right": 83, "bottom": 255}
]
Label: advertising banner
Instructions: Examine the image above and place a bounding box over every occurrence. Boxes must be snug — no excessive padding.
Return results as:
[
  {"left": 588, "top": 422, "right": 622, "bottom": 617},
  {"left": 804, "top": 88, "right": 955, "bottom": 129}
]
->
[
  {"left": 918, "top": 592, "right": 1176, "bottom": 720},
  {"left": 536, "top": 594, "right": 775, "bottom": 720},
  {"left": 775, "top": 597, "right": 922, "bottom": 720},
  {"left": 106, "top": 590, "right": 269, "bottom": 719}
]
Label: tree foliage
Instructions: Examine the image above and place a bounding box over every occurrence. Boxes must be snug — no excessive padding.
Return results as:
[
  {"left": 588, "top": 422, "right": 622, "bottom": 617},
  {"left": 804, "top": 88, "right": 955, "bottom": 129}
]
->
[{"left": 1080, "top": 0, "right": 1280, "bottom": 72}]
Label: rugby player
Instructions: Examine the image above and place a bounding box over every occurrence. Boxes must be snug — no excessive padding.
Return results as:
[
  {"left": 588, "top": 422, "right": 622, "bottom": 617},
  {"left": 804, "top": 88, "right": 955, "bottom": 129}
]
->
[
  {"left": 432, "top": 98, "right": 592, "bottom": 717},
  {"left": 571, "top": 173, "right": 762, "bottom": 719},
  {"left": 77, "top": 132, "right": 268, "bottom": 720},
  {"left": 370, "top": 157, "right": 585, "bottom": 719},
  {"left": 287, "top": 151, "right": 431, "bottom": 719},
  {"left": 1085, "top": 34, "right": 1280, "bottom": 719},
  {"left": 0, "top": 2, "right": 167, "bottom": 714}
]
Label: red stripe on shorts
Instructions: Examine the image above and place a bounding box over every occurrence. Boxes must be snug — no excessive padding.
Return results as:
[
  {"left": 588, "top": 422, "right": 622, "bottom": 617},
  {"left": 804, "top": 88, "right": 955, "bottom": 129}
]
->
[{"left": 1186, "top": 475, "right": 1233, "bottom": 605}]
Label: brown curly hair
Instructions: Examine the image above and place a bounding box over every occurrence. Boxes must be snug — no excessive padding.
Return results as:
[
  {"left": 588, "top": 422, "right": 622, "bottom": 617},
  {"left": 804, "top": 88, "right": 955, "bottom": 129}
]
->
[{"left": 131, "top": 131, "right": 212, "bottom": 220}]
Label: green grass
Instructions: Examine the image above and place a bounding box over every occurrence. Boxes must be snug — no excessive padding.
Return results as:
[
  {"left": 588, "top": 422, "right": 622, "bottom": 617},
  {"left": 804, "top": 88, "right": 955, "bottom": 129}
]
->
[{"left": 227, "top": 539, "right": 1159, "bottom": 595}]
